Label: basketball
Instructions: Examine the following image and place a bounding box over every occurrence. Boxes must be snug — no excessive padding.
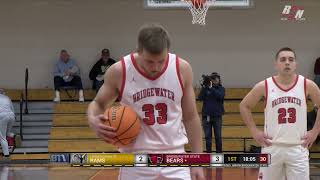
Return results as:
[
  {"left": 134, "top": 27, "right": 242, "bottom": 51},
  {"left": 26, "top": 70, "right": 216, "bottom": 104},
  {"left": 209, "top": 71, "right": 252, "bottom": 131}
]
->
[
  {"left": 104, "top": 105, "right": 141, "bottom": 147},
  {"left": 191, "top": 0, "right": 206, "bottom": 8}
]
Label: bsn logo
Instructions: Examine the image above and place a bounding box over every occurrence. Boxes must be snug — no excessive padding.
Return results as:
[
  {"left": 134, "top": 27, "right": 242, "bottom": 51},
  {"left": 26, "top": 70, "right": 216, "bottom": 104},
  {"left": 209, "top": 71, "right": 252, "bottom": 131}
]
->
[{"left": 281, "top": 5, "right": 305, "bottom": 21}]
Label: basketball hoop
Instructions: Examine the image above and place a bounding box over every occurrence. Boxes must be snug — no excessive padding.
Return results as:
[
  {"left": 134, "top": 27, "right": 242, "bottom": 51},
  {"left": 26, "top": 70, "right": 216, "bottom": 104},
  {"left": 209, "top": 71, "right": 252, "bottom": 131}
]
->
[{"left": 183, "top": 0, "right": 214, "bottom": 26}]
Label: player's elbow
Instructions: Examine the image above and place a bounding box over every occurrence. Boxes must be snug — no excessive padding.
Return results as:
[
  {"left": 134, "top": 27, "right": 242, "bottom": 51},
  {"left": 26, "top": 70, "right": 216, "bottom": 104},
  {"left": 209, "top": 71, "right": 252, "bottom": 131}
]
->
[{"left": 239, "top": 101, "right": 250, "bottom": 113}]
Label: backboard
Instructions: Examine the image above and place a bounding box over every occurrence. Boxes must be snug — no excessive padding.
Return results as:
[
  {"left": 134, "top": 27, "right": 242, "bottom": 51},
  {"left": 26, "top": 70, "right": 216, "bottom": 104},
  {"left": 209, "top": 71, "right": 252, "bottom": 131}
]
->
[{"left": 144, "top": 0, "right": 253, "bottom": 9}]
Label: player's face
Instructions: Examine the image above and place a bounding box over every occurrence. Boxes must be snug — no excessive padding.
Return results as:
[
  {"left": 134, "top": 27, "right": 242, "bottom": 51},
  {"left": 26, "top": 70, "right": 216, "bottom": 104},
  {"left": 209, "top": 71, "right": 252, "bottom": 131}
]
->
[
  {"left": 139, "top": 49, "right": 168, "bottom": 77},
  {"left": 274, "top": 51, "right": 297, "bottom": 75}
]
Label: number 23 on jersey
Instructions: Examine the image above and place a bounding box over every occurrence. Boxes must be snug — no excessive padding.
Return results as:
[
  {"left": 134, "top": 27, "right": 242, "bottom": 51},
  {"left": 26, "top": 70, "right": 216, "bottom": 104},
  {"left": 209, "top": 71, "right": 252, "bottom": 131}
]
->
[{"left": 278, "top": 107, "right": 296, "bottom": 124}]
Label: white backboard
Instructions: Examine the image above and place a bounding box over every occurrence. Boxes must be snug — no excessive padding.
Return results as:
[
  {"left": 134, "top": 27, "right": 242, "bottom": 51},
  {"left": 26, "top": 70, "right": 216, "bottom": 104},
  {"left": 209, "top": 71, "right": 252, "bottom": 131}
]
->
[{"left": 144, "top": 0, "right": 253, "bottom": 9}]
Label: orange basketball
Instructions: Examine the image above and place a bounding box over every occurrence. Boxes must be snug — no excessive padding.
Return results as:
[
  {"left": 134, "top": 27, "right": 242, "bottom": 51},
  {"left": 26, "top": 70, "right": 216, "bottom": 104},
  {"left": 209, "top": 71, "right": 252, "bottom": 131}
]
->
[{"left": 104, "top": 105, "right": 141, "bottom": 147}]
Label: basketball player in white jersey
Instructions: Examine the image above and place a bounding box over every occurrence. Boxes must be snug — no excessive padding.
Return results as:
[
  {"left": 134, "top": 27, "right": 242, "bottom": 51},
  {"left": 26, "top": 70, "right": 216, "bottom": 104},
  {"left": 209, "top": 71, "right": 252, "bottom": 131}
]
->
[
  {"left": 87, "top": 24, "right": 204, "bottom": 180},
  {"left": 240, "top": 47, "right": 320, "bottom": 180}
]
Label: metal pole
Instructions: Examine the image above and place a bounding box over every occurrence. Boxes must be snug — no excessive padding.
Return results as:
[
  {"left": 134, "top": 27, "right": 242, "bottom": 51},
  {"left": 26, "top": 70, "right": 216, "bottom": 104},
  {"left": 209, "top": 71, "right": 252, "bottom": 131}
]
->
[
  {"left": 25, "top": 68, "right": 29, "bottom": 114},
  {"left": 20, "top": 92, "right": 24, "bottom": 140}
]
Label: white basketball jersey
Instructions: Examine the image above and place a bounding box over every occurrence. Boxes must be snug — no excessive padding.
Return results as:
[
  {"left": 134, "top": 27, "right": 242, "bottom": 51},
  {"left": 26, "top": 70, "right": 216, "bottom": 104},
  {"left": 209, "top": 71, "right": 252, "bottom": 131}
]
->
[
  {"left": 264, "top": 75, "right": 307, "bottom": 145},
  {"left": 118, "top": 53, "right": 188, "bottom": 153}
]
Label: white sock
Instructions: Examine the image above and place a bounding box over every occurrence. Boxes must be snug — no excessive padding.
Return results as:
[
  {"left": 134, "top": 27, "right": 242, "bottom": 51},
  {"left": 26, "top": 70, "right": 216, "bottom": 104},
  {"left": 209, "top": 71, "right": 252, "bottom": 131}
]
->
[
  {"left": 55, "top": 90, "right": 60, "bottom": 99},
  {"left": 79, "top": 90, "right": 84, "bottom": 99}
]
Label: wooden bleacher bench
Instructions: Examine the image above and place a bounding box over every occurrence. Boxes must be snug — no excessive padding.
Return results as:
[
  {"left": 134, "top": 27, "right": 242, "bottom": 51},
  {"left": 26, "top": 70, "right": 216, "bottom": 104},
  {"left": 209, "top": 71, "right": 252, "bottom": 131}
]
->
[
  {"left": 48, "top": 139, "right": 118, "bottom": 152},
  {"left": 49, "top": 126, "right": 264, "bottom": 140},
  {"left": 6, "top": 88, "right": 250, "bottom": 101},
  {"left": 48, "top": 139, "right": 247, "bottom": 153},
  {"left": 52, "top": 101, "right": 314, "bottom": 114},
  {"left": 7, "top": 88, "right": 317, "bottom": 157},
  {"left": 52, "top": 113, "right": 265, "bottom": 127},
  {"left": 60, "top": 86, "right": 78, "bottom": 99}
]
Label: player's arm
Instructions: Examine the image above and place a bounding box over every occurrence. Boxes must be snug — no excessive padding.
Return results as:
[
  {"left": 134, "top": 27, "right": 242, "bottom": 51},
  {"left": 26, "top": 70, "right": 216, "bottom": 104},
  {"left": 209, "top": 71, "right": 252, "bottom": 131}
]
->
[
  {"left": 87, "top": 62, "right": 122, "bottom": 144},
  {"left": 302, "top": 79, "right": 320, "bottom": 148},
  {"left": 179, "top": 58, "right": 205, "bottom": 180},
  {"left": 239, "top": 81, "right": 272, "bottom": 147},
  {"left": 179, "top": 59, "right": 202, "bottom": 153}
]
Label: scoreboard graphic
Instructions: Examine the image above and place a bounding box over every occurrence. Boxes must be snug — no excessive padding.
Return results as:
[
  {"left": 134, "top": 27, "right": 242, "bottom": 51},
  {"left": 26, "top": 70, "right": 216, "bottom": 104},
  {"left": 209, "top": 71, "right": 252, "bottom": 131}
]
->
[{"left": 50, "top": 153, "right": 270, "bottom": 167}]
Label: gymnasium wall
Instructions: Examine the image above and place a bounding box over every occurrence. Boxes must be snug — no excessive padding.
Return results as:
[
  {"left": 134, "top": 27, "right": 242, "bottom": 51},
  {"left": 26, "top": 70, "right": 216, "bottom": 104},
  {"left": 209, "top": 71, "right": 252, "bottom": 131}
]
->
[{"left": 0, "top": 0, "right": 319, "bottom": 89}]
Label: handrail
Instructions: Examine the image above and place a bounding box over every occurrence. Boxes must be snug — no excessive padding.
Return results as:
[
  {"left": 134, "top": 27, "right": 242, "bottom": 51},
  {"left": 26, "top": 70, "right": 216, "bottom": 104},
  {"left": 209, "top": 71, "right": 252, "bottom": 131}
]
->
[
  {"left": 25, "top": 68, "right": 29, "bottom": 114},
  {"left": 19, "top": 92, "right": 24, "bottom": 140}
]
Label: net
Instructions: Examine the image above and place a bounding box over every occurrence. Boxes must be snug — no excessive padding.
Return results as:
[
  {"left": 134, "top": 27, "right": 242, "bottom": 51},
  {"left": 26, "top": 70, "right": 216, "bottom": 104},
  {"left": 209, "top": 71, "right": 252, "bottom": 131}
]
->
[{"left": 184, "top": 0, "right": 214, "bottom": 26}]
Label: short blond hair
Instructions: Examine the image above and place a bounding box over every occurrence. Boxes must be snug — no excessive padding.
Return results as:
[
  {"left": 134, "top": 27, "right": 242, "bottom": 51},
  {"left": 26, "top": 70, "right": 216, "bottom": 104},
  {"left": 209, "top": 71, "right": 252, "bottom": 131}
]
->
[{"left": 138, "top": 23, "right": 171, "bottom": 54}]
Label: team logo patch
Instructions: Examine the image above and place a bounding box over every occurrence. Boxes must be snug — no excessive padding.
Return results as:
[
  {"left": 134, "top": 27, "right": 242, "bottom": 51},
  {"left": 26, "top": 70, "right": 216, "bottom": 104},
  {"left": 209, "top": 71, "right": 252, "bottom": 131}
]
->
[{"left": 148, "top": 154, "right": 164, "bottom": 165}]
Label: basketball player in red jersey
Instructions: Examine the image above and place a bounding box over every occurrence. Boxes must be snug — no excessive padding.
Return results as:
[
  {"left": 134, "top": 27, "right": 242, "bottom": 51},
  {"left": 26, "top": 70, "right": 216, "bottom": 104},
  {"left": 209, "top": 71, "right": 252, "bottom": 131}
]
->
[
  {"left": 240, "top": 47, "right": 320, "bottom": 180},
  {"left": 87, "top": 24, "right": 204, "bottom": 180}
]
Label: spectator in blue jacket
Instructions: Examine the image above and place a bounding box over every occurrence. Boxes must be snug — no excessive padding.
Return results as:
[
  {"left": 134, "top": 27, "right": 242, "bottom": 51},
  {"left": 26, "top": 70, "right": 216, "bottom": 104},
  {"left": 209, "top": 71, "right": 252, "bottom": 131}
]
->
[
  {"left": 197, "top": 72, "right": 225, "bottom": 153},
  {"left": 53, "top": 50, "right": 84, "bottom": 102}
]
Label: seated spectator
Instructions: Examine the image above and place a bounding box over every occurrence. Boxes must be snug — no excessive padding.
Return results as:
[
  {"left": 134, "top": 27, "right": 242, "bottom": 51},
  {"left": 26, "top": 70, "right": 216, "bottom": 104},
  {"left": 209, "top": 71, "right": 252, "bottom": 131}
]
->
[
  {"left": 53, "top": 49, "right": 84, "bottom": 102},
  {"left": 314, "top": 57, "right": 320, "bottom": 87},
  {"left": 89, "top": 49, "right": 116, "bottom": 92},
  {"left": 0, "top": 89, "right": 15, "bottom": 158}
]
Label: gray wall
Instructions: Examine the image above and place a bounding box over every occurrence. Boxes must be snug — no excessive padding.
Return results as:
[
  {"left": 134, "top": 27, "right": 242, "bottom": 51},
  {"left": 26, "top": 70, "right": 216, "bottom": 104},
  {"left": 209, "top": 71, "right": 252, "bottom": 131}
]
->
[{"left": 0, "top": 0, "right": 319, "bottom": 89}]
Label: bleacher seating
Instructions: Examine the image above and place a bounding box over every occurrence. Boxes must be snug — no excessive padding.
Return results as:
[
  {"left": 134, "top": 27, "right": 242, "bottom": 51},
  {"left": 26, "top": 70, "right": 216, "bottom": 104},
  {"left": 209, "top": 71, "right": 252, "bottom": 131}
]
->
[
  {"left": 4, "top": 88, "right": 320, "bottom": 160},
  {"left": 47, "top": 88, "right": 317, "bottom": 156}
]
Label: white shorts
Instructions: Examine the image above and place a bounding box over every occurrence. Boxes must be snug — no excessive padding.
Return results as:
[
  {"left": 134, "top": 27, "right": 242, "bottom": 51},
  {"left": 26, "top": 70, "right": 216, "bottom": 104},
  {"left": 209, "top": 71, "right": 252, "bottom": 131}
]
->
[
  {"left": 258, "top": 144, "right": 309, "bottom": 180},
  {"left": 118, "top": 167, "right": 191, "bottom": 180}
]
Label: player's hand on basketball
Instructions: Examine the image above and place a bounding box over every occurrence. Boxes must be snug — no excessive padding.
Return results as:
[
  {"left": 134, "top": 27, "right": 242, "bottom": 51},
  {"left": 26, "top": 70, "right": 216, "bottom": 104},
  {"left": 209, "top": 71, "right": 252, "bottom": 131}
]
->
[
  {"left": 88, "top": 114, "right": 117, "bottom": 144},
  {"left": 191, "top": 167, "right": 205, "bottom": 180},
  {"left": 252, "top": 129, "right": 272, "bottom": 147},
  {"left": 302, "top": 129, "right": 318, "bottom": 149}
]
